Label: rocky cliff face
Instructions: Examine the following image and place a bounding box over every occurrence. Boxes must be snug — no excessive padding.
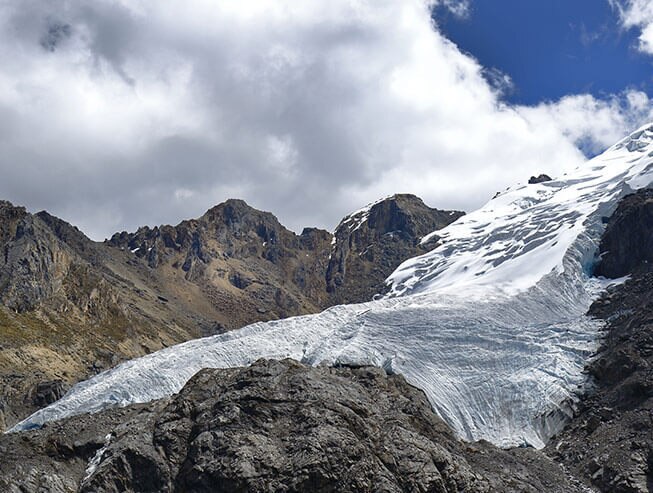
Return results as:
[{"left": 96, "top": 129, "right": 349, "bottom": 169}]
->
[
  {"left": 0, "top": 203, "right": 74, "bottom": 312},
  {"left": 594, "top": 188, "right": 653, "bottom": 278},
  {"left": 0, "top": 359, "right": 584, "bottom": 493},
  {"left": 0, "top": 202, "right": 209, "bottom": 431},
  {"left": 326, "top": 194, "right": 463, "bottom": 303},
  {"left": 546, "top": 188, "right": 653, "bottom": 493}
]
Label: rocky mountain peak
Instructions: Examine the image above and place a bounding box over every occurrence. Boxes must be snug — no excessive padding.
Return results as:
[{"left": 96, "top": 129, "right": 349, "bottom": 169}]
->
[
  {"left": 201, "top": 199, "right": 279, "bottom": 232},
  {"left": 528, "top": 174, "right": 552, "bottom": 184},
  {"left": 0, "top": 209, "right": 80, "bottom": 313},
  {"left": 326, "top": 194, "right": 464, "bottom": 303},
  {"left": 34, "top": 211, "right": 95, "bottom": 259},
  {"left": 106, "top": 198, "right": 335, "bottom": 326},
  {"left": 0, "top": 199, "right": 25, "bottom": 214},
  {"left": 0, "top": 200, "right": 27, "bottom": 244}
]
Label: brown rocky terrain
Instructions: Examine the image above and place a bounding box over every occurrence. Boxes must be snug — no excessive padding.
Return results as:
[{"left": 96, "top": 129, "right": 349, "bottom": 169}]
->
[
  {"left": 106, "top": 199, "right": 335, "bottom": 329},
  {"left": 0, "top": 359, "right": 586, "bottom": 493},
  {"left": 0, "top": 201, "right": 203, "bottom": 431},
  {"left": 0, "top": 196, "right": 462, "bottom": 431}
]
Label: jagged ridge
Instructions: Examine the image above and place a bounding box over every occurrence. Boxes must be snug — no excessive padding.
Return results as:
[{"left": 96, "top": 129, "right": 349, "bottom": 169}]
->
[{"left": 0, "top": 195, "right": 459, "bottom": 431}]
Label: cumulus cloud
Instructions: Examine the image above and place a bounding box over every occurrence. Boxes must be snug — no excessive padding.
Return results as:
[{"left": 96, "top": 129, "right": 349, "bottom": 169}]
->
[
  {"left": 611, "top": 0, "right": 653, "bottom": 54},
  {"left": 0, "top": 0, "right": 651, "bottom": 240},
  {"left": 519, "top": 91, "right": 653, "bottom": 155}
]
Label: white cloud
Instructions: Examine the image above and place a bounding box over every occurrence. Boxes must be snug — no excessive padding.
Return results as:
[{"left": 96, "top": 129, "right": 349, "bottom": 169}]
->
[
  {"left": 519, "top": 91, "right": 653, "bottom": 155},
  {"left": 434, "top": 0, "right": 471, "bottom": 18},
  {"left": 0, "top": 0, "right": 651, "bottom": 240},
  {"left": 611, "top": 0, "right": 653, "bottom": 54}
]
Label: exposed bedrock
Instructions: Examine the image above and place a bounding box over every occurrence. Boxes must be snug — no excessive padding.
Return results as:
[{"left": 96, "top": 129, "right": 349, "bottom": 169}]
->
[
  {"left": 594, "top": 188, "right": 653, "bottom": 278},
  {"left": 0, "top": 194, "right": 462, "bottom": 432},
  {"left": 326, "top": 194, "right": 463, "bottom": 303},
  {"left": 0, "top": 359, "right": 584, "bottom": 493}
]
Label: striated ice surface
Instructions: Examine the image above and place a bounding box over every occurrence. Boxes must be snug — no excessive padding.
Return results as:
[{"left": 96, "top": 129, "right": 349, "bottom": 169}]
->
[{"left": 10, "top": 124, "right": 653, "bottom": 449}]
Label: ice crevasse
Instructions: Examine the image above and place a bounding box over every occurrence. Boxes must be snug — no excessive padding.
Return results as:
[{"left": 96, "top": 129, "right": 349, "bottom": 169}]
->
[{"left": 11, "top": 124, "right": 653, "bottom": 449}]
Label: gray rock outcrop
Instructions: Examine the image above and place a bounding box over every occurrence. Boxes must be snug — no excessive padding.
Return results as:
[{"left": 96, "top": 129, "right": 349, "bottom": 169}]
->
[
  {"left": 0, "top": 359, "right": 584, "bottom": 492},
  {"left": 594, "top": 188, "right": 653, "bottom": 278}
]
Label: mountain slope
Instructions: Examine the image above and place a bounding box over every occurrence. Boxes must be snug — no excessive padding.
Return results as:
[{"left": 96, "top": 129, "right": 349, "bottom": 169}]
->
[
  {"left": 0, "top": 201, "right": 206, "bottom": 430},
  {"left": 18, "top": 125, "right": 653, "bottom": 448},
  {"left": 546, "top": 188, "right": 653, "bottom": 493},
  {"left": 107, "top": 198, "right": 334, "bottom": 327},
  {"left": 0, "top": 196, "right": 461, "bottom": 431}
]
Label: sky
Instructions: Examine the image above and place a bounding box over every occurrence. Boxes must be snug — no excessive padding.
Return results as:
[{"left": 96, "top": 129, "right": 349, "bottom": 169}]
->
[
  {"left": 434, "top": 0, "right": 653, "bottom": 106},
  {"left": 0, "top": 0, "right": 652, "bottom": 240}
]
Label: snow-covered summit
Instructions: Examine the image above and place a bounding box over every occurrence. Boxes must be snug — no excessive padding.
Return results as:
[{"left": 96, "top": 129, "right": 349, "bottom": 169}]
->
[
  {"left": 387, "top": 122, "right": 653, "bottom": 298},
  {"left": 10, "top": 124, "right": 653, "bottom": 449}
]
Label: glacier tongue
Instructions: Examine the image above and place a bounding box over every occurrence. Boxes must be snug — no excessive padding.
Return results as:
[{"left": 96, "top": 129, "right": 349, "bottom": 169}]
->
[{"left": 10, "top": 124, "right": 653, "bottom": 449}]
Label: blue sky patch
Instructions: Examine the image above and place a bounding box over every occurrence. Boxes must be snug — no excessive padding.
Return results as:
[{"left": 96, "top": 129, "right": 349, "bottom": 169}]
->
[{"left": 434, "top": 0, "right": 653, "bottom": 105}]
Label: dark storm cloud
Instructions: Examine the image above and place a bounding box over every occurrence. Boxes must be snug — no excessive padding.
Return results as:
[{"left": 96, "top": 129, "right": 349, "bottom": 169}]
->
[{"left": 0, "top": 1, "right": 650, "bottom": 240}]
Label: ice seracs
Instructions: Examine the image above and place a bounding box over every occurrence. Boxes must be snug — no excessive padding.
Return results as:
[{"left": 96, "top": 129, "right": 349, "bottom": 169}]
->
[{"left": 10, "top": 124, "right": 653, "bottom": 450}]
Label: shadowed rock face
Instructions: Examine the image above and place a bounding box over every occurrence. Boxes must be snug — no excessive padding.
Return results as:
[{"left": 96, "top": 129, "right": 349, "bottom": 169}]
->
[
  {"left": 0, "top": 359, "right": 583, "bottom": 493},
  {"left": 594, "top": 188, "right": 653, "bottom": 278},
  {"left": 326, "top": 194, "right": 464, "bottom": 304},
  {"left": 25, "top": 380, "right": 69, "bottom": 408}
]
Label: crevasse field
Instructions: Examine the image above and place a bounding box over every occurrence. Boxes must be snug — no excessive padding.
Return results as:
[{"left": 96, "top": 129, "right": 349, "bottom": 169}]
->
[{"left": 11, "top": 125, "right": 653, "bottom": 449}]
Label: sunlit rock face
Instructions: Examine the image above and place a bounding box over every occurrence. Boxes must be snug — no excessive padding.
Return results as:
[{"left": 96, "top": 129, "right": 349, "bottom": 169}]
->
[{"left": 12, "top": 124, "right": 653, "bottom": 449}]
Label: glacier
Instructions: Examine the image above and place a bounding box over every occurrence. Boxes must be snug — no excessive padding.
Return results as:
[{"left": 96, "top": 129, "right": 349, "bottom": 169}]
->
[{"left": 10, "top": 124, "right": 653, "bottom": 449}]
